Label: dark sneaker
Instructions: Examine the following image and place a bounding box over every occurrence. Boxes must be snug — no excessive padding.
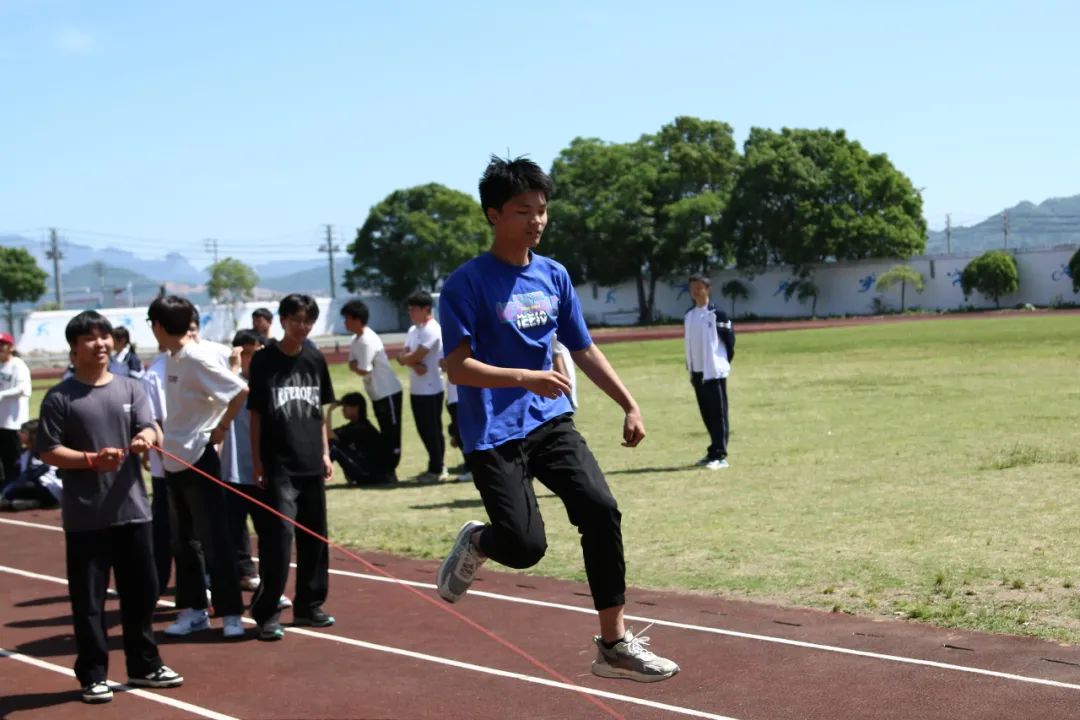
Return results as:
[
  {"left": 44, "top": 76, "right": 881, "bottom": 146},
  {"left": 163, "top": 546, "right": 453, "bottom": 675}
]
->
[
  {"left": 127, "top": 665, "right": 184, "bottom": 688},
  {"left": 293, "top": 609, "right": 335, "bottom": 628},
  {"left": 591, "top": 626, "right": 680, "bottom": 683},
  {"left": 436, "top": 520, "right": 486, "bottom": 603},
  {"left": 82, "top": 681, "right": 113, "bottom": 703},
  {"left": 257, "top": 622, "right": 285, "bottom": 641}
]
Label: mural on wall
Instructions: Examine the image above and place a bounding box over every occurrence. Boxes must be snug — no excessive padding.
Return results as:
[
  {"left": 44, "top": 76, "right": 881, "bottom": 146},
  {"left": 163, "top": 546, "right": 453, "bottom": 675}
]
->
[
  {"left": 947, "top": 269, "right": 963, "bottom": 287},
  {"left": 857, "top": 273, "right": 877, "bottom": 292},
  {"left": 1052, "top": 264, "right": 1074, "bottom": 283},
  {"left": 773, "top": 280, "right": 792, "bottom": 297}
]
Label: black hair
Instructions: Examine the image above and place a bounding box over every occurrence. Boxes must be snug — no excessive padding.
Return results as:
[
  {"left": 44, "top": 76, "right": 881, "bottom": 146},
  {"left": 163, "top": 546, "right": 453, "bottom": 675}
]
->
[
  {"left": 406, "top": 290, "right": 433, "bottom": 309},
  {"left": 148, "top": 295, "right": 196, "bottom": 336},
  {"left": 232, "top": 329, "right": 263, "bottom": 348},
  {"left": 478, "top": 155, "right": 554, "bottom": 223},
  {"left": 688, "top": 273, "right": 711, "bottom": 288},
  {"left": 65, "top": 310, "right": 114, "bottom": 346},
  {"left": 252, "top": 308, "right": 273, "bottom": 323},
  {"left": 340, "top": 392, "right": 367, "bottom": 417},
  {"left": 20, "top": 419, "right": 39, "bottom": 434},
  {"left": 111, "top": 325, "right": 135, "bottom": 352},
  {"left": 278, "top": 293, "right": 320, "bottom": 321},
  {"left": 340, "top": 299, "right": 370, "bottom": 324}
]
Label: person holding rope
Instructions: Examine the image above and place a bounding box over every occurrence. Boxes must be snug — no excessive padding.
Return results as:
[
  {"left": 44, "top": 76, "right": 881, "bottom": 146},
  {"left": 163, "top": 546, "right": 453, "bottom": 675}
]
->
[
  {"left": 148, "top": 295, "right": 249, "bottom": 640},
  {"left": 37, "top": 311, "right": 183, "bottom": 703},
  {"left": 436, "top": 156, "right": 680, "bottom": 682}
]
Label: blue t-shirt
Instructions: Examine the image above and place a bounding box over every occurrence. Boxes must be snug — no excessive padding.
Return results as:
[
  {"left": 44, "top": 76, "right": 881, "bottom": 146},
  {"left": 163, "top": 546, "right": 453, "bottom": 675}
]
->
[{"left": 439, "top": 251, "right": 592, "bottom": 453}]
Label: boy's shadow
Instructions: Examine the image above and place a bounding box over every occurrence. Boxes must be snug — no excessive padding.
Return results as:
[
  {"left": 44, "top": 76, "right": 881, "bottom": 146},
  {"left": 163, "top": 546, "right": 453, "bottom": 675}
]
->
[{"left": 0, "top": 689, "right": 81, "bottom": 717}]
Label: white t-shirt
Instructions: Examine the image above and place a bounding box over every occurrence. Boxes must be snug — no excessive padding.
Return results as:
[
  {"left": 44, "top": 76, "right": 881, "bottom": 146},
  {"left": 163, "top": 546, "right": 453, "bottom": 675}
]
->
[
  {"left": 552, "top": 338, "right": 578, "bottom": 409},
  {"left": 0, "top": 356, "right": 31, "bottom": 430},
  {"left": 446, "top": 381, "right": 458, "bottom": 406},
  {"left": 162, "top": 339, "right": 247, "bottom": 472},
  {"left": 348, "top": 329, "right": 402, "bottom": 402},
  {"left": 403, "top": 319, "right": 444, "bottom": 396},
  {"left": 140, "top": 352, "right": 169, "bottom": 477}
]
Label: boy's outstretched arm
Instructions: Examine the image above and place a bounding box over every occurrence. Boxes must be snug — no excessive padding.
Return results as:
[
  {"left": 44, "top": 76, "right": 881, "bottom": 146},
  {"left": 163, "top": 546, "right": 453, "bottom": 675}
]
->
[
  {"left": 444, "top": 340, "right": 572, "bottom": 399},
  {"left": 570, "top": 343, "right": 645, "bottom": 448}
]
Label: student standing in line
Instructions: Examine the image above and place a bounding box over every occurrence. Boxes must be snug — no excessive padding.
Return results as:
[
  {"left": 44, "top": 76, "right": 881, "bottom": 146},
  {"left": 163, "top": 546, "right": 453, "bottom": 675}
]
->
[
  {"left": 247, "top": 294, "right": 336, "bottom": 641},
  {"left": 341, "top": 299, "right": 403, "bottom": 477},
  {"left": 148, "top": 295, "right": 249, "bottom": 640},
  {"left": 251, "top": 308, "right": 274, "bottom": 344},
  {"left": 683, "top": 273, "right": 735, "bottom": 470},
  {"left": 37, "top": 311, "right": 183, "bottom": 704},
  {"left": 111, "top": 326, "right": 145, "bottom": 379},
  {"left": 397, "top": 291, "right": 447, "bottom": 484},
  {"left": 0, "top": 332, "right": 31, "bottom": 488},
  {"left": 436, "top": 156, "right": 679, "bottom": 682},
  {"left": 442, "top": 374, "right": 472, "bottom": 483},
  {"left": 140, "top": 344, "right": 174, "bottom": 592}
]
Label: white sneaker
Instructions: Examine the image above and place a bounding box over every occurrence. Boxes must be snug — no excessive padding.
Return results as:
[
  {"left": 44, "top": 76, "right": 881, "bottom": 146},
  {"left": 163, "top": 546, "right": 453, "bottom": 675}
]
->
[
  {"left": 591, "top": 626, "right": 680, "bottom": 682},
  {"left": 437, "top": 520, "right": 486, "bottom": 602},
  {"left": 222, "top": 615, "right": 245, "bottom": 639},
  {"left": 164, "top": 608, "right": 209, "bottom": 636},
  {"left": 437, "top": 467, "right": 450, "bottom": 482},
  {"left": 705, "top": 458, "right": 729, "bottom": 470},
  {"left": 277, "top": 595, "right": 293, "bottom": 609},
  {"left": 456, "top": 471, "right": 473, "bottom": 484}
]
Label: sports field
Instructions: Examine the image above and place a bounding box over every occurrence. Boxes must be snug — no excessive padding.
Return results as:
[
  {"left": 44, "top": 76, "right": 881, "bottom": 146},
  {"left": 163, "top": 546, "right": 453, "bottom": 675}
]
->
[{"left": 320, "top": 313, "right": 1080, "bottom": 643}]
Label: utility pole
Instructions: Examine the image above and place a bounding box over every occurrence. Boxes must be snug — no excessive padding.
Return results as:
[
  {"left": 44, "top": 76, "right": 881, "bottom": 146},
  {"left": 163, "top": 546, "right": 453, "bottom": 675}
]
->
[
  {"left": 318, "top": 224, "right": 340, "bottom": 299},
  {"left": 1001, "top": 212, "right": 1009, "bottom": 249},
  {"left": 204, "top": 238, "right": 219, "bottom": 265},
  {"left": 945, "top": 214, "right": 952, "bottom": 254},
  {"left": 46, "top": 228, "right": 64, "bottom": 308}
]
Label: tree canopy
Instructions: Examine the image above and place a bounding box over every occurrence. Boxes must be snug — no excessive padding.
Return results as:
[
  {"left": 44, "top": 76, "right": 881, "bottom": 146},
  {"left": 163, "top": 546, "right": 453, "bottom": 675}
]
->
[
  {"left": 719, "top": 279, "right": 749, "bottom": 316},
  {"left": 960, "top": 250, "right": 1019, "bottom": 308},
  {"left": 875, "top": 264, "right": 925, "bottom": 312},
  {"left": 0, "top": 247, "right": 48, "bottom": 332},
  {"left": 723, "top": 128, "right": 927, "bottom": 277},
  {"left": 1068, "top": 247, "right": 1080, "bottom": 294},
  {"left": 207, "top": 257, "right": 258, "bottom": 303},
  {"left": 345, "top": 183, "right": 490, "bottom": 305}
]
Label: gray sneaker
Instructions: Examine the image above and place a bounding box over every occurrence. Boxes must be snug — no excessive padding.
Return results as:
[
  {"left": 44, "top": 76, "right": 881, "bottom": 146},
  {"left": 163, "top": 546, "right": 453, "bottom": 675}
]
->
[
  {"left": 436, "top": 520, "right": 486, "bottom": 602},
  {"left": 591, "top": 626, "right": 680, "bottom": 682}
]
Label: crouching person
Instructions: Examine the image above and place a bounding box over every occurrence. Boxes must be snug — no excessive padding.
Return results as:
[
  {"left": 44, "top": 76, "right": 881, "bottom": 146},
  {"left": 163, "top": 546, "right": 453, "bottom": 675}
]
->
[{"left": 37, "top": 311, "right": 183, "bottom": 704}]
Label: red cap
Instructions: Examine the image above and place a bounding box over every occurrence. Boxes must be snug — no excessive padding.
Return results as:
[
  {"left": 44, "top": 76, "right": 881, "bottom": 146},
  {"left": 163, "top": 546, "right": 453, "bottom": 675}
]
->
[{"left": 0, "top": 332, "right": 13, "bottom": 346}]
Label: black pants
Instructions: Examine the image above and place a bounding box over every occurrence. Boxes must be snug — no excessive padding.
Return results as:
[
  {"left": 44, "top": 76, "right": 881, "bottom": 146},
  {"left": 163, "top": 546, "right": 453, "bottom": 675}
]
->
[
  {"left": 467, "top": 414, "right": 625, "bottom": 611},
  {"left": 329, "top": 439, "right": 394, "bottom": 486},
  {"left": 1, "top": 479, "right": 58, "bottom": 506},
  {"left": 250, "top": 473, "right": 329, "bottom": 626},
  {"left": 410, "top": 392, "right": 445, "bottom": 474},
  {"left": 224, "top": 483, "right": 276, "bottom": 579},
  {"left": 65, "top": 522, "right": 163, "bottom": 685},
  {"left": 165, "top": 446, "right": 244, "bottom": 616},
  {"left": 371, "top": 392, "right": 403, "bottom": 471},
  {"left": 691, "top": 372, "right": 729, "bottom": 461},
  {"left": 0, "top": 428, "right": 20, "bottom": 486},
  {"left": 446, "top": 402, "right": 469, "bottom": 470},
  {"left": 150, "top": 476, "right": 173, "bottom": 592}
]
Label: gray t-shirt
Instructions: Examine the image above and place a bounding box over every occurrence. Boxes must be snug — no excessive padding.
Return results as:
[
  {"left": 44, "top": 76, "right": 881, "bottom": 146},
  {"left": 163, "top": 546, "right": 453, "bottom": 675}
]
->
[{"left": 36, "top": 375, "right": 155, "bottom": 532}]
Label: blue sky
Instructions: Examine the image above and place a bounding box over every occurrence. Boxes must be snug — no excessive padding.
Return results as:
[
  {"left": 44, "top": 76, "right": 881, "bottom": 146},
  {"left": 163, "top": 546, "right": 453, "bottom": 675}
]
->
[{"left": 2, "top": 0, "right": 1077, "bottom": 265}]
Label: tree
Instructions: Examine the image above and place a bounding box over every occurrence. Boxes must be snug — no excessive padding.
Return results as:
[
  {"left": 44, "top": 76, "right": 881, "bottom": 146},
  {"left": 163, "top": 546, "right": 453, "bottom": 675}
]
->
[
  {"left": 960, "top": 250, "right": 1018, "bottom": 308},
  {"left": 720, "top": 279, "right": 749, "bottom": 316},
  {"left": 206, "top": 258, "right": 258, "bottom": 303},
  {"left": 723, "top": 127, "right": 927, "bottom": 278},
  {"left": 345, "top": 184, "right": 490, "bottom": 306},
  {"left": 1068, "top": 247, "right": 1080, "bottom": 294},
  {"left": 783, "top": 274, "right": 820, "bottom": 317},
  {"left": 548, "top": 116, "right": 740, "bottom": 323},
  {"left": 875, "top": 264, "right": 924, "bottom": 312},
  {"left": 0, "top": 247, "right": 48, "bottom": 334}
]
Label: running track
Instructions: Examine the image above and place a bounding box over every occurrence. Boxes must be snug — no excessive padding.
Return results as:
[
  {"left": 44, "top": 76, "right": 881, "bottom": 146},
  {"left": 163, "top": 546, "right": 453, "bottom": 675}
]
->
[{"left": 3, "top": 513, "right": 1080, "bottom": 719}]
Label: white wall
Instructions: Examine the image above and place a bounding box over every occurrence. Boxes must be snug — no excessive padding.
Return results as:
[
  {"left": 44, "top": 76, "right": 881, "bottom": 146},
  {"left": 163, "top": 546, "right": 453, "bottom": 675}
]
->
[{"left": 576, "top": 246, "right": 1079, "bottom": 322}]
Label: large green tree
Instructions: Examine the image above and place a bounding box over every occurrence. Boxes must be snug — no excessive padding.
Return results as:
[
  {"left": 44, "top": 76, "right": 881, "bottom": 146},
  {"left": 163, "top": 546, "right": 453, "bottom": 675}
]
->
[
  {"left": 1068, "top": 247, "right": 1080, "bottom": 294},
  {"left": 724, "top": 128, "right": 927, "bottom": 277},
  {"left": 345, "top": 184, "right": 491, "bottom": 305},
  {"left": 0, "top": 247, "right": 48, "bottom": 334},
  {"left": 548, "top": 116, "right": 739, "bottom": 323},
  {"left": 961, "top": 250, "right": 1018, "bottom": 308},
  {"left": 207, "top": 258, "right": 258, "bottom": 303}
]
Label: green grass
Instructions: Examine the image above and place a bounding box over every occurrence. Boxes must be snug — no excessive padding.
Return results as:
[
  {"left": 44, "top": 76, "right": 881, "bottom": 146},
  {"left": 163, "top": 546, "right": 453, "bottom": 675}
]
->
[{"left": 31, "top": 314, "right": 1080, "bottom": 642}]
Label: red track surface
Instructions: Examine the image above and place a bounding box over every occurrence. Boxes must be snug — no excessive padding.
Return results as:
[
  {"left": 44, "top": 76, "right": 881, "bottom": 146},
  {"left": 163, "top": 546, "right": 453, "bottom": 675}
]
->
[{"left": 3, "top": 512, "right": 1080, "bottom": 719}]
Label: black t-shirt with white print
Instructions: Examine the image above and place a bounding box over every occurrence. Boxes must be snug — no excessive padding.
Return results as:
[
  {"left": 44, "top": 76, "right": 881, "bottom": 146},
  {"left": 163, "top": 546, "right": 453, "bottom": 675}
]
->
[{"left": 247, "top": 341, "right": 335, "bottom": 477}]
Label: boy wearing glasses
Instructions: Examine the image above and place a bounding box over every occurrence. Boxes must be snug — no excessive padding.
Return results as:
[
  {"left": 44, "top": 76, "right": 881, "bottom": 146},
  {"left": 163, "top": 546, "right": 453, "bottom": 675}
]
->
[{"left": 246, "top": 294, "right": 336, "bottom": 640}]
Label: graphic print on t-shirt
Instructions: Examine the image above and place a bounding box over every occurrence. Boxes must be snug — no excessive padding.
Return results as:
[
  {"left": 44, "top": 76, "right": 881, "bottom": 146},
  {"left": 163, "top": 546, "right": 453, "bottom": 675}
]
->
[
  {"left": 497, "top": 291, "right": 560, "bottom": 330},
  {"left": 270, "top": 372, "right": 323, "bottom": 418}
]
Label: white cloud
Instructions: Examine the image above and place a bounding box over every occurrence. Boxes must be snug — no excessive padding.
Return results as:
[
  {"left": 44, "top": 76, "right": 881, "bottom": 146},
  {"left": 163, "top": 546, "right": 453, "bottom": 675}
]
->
[{"left": 54, "top": 27, "right": 96, "bottom": 54}]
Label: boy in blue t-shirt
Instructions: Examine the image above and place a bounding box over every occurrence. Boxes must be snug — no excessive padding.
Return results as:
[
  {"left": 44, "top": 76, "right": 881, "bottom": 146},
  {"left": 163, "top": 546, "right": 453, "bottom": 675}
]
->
[{"left": 436, "top": 156, "right": 679, "bottom": 682}]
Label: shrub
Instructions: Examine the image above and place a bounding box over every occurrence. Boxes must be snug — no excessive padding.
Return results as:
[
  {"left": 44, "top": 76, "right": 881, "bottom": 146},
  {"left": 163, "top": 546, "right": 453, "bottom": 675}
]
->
[{"left": 960, "top": 251, "right": 1019, "bottom": 308}]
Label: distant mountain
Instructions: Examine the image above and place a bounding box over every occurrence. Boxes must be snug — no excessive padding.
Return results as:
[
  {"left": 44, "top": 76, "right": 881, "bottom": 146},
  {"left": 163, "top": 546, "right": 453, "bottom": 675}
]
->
[
  {"left": 927, "top": 195, "right": 1080, "bottom": 254},
  {"left": 259, "top": 261, "right": 349, "bottom": 297},
  {"left": 1, "top": 234, "right": 206, "bottom": 284},
  {"left": 59, "top": 263, "right": 162, "bottom": 306},
  {"left": 252, "top": 258, "right": 328, "bottom": 279}
]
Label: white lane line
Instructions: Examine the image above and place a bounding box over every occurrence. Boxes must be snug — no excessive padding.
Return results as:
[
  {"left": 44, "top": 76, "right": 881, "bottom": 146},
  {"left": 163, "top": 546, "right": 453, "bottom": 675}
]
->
[
  {"left": 0, "top": 648, "right": 241, "bottom": 720},
  {"left": 0, "top": 563, "right": 738, "bottom": 720},
  {"left": 0, "top": 516, "right": 63, "bottom": 532},
  {"left": 7, "top": 518, "right": 1080, "bottom": 694}
]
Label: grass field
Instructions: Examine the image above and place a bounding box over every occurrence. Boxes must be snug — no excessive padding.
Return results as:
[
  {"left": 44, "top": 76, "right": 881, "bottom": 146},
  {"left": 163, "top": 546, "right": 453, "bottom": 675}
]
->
[{"left": 28, "top": 313, "right": 1080, "bottom": 642}]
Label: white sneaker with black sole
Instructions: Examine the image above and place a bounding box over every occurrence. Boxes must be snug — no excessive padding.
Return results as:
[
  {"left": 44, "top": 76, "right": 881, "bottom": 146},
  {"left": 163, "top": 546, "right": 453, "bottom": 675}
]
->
[
  {"left": 127, "top": 665, "right": 184, "bottom": 688},
  {"left": 82, "top": 681, "right": 113, "bottom": 703}
]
